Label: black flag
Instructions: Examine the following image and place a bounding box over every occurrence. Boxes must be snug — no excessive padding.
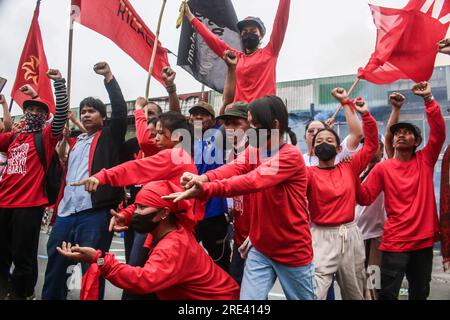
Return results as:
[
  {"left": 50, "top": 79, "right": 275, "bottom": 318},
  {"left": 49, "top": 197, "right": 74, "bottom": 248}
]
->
[{"left": 177, "top": 0, "right": 242, "bottom": 93}]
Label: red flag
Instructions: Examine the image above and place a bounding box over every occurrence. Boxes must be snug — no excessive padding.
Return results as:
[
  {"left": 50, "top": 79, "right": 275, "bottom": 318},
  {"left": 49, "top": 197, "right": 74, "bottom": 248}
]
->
[
  {"left": 358, "top": 0, "right": 450, "bottom": 84},
  {"left": 11, "top": 1, "right": 55, "bottom": 114},
  {"left": 72, "top": 0, "right": 170, "bottom": 86}
]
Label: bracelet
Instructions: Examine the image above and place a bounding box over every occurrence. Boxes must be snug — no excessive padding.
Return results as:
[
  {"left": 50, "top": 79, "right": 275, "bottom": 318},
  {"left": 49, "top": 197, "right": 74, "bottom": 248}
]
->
[
  {"left": 423, "top": 94, "right": 434, "bottom": 103},
  {"left": 32, "top": 95, "right": 39, "bottom": 99},
  {"left": 166, "top": 83, "right": 176, "bottom": 94}
]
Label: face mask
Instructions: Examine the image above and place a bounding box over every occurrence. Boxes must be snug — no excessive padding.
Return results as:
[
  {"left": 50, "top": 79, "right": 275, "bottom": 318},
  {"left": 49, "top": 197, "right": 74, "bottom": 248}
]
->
[
  {"left": 131, "top": 211, "right": 160, "bottom": 234},
  {"left": 314, "top": 143, "right": 337, "bottom": 162},
  {"left": 242, "top": 33, "right": 260, "bottom": 50},
  {"left": 23, "top": 111, "right": 47, "bottom": 133}
]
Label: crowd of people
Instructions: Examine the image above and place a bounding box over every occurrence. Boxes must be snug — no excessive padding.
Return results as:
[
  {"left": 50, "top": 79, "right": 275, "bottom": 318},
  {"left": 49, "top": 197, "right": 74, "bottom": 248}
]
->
[{"left": 1, "top": 0, "right": 450, "bottom": 301}]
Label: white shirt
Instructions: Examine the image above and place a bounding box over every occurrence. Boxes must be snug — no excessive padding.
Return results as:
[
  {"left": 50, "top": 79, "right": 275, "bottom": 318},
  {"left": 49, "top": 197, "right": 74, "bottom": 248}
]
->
[{"left": 355, "top": 192, "right": 386, "bottom": 241}]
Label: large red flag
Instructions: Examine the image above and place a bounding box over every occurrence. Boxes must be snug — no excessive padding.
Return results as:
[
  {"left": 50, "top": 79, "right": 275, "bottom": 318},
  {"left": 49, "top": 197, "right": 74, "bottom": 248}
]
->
[
  {"left": 71, "top": 0, "right": 170, "bottom": 86},
  {"left": 358, "top": 0, "right": 450, "bottom": 84},
  {"left": 11, "top": 1, "right": 55, "bottom": 114}
]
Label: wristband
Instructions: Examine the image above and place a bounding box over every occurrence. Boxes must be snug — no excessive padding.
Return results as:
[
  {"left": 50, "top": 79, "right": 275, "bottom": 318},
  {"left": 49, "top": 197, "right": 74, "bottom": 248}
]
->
[
  {"left": 340, "top": 98, "right": 357, "bottom": 113},
  {"left": 32, "top": 95, "right": 39, "bottom": 99},
  {"left": 423, "top": 94, "right": 434, "bottom": 103},
  {"left": 166, "top": 83, "right": 176, "bottom": 94}
]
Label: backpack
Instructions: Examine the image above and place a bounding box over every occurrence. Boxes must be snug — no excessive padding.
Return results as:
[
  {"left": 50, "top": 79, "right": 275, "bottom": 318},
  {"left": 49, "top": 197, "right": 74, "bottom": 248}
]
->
[{"left": 10, "top": 131, "right": 63, "bottom": 205}]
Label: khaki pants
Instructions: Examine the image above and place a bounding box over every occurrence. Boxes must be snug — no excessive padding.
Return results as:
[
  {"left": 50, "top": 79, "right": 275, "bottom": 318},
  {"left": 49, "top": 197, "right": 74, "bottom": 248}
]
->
[{"left": 312, "top": 221, "right": 366, "bottom": 300}]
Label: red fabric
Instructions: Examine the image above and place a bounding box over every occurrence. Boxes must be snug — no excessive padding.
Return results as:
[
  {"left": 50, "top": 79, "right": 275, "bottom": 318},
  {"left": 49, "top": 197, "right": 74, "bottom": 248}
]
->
[
  {"left": 93, "top": 147, "right": 202, "bottom": 246},
  {"left": 204, "top": 144, "right": 312, "bottom": 267},
  {"left": 191, "top": 0, "right": 290, "bottom": 103},
  {"left": 80, "top": 250, "right": 102, "bottom": 300},
  {"left": 358, "top": 0, "right": 450, "bottom": 84},
  {"left": 0, "top": 126, "right": 60, "bottom": 208},
  {"left": 11, "top": 3, "right": 55, "bottom": 114},
  {"left": 135, "top": 180, "right": 197, "bottom": 233},
  {"left": 134, "top": 110, "right": 160, "bottom": 156},
  {"left": 307, "top": 113, "right": 378, "bottom": 225},
  {"left": 87, "top": 227, "right": 239, "bottom": 299},
  {"left": 73, "top": 0, "right": 170, "bottom": 86},
  {"left": 231, "top": 195, "right": 251, "bottom": 247},
  {"left": 440, "top": 144, "right": 450, "bottom": 261},
  {"left": 357, "top": 100, "right": 445, "bottom": 252}
]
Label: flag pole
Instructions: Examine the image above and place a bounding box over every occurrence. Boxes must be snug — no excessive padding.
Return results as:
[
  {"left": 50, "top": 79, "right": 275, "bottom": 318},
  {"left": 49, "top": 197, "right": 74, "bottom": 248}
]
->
[
  {"left": 145, "top": 0, "right": 168, "bottom": 99},
  {"left": 66, "top": 4, "right": 77, "bottom": 126},
  {"left": 8, "top": 98, "right": 14, "bottom": 113},
  {"left": 328, "top": 77, "right": 360, "bottom": 124}
]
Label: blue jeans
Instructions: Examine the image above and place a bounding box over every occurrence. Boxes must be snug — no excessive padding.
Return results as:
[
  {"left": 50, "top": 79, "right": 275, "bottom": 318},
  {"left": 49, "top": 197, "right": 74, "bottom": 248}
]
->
[
  {"left": 240, "top": 247, "right": 315, "bottom": 300},
  {"left": 41, "top": 208, "right": 112, "bottom": 300}
]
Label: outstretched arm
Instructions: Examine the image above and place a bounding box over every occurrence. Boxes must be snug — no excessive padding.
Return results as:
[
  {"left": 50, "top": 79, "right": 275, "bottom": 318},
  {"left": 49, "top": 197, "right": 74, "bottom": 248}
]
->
[
  {"left": 220, "top": 51, "right": 238, "bottom": 115},
  {"left": 267, "top": 0, "right": 291, "bottom": 56},
  {"left": 385, "top": 92, "right": 405, "bottom": 159},
  {"left": 185, "top": 3, "right": 234, "bottom": 58}
]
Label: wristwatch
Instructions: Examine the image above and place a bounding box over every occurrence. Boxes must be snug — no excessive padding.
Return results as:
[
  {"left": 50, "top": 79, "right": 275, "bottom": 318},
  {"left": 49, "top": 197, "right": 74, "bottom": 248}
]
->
[{"left": 96, "top": 251, "right": 106, "bottom": 266}]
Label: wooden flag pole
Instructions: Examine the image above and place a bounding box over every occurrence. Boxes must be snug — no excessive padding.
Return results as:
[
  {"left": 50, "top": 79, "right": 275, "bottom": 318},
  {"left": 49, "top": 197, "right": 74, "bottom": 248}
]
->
[
  {"left": 66, "top": 4, "right": 76, "bottom": 126},
  {"left": 328, "top": 77, "right": 361, "bottom": 124},
  {"left": 145, "top": 0, "right": 168, "bottom": 99}
]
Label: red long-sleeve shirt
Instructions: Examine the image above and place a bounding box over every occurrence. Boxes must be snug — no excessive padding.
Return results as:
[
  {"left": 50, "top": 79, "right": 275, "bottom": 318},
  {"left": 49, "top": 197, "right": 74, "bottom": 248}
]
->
[
  {"left": 191, "top": 0, "right": 290, "bottom": 103},
  {"left": 307, "top": 113, "right": 378, "bottom": 226},
  {"left": 204, "top": 144, "right": 312, "bottom": 267},
  {"left": 94, "top": 147, "right": 199, "bottom": 234},
  {"left": 134, "top": 109, "right": 160, "bottom": 157},
  {"left": 357, "top": 99, "right": 445, "bottom": 252},
  {"left": 99, "top": 226, "right": 239, "bottom": 299}
]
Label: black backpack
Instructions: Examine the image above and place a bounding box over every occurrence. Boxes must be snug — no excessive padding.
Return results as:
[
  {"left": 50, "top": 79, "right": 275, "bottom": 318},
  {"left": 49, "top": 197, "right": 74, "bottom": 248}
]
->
[{"left": 10, "top": 132, "right": 63, "bottom": 205}]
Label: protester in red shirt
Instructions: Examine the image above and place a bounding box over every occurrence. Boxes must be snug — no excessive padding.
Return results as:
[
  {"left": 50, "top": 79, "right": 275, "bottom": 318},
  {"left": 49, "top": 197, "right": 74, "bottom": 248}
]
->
[
  {"left": 356, "top": 82, "right": 445, "bottom": 300},
  {"left": 217, "top": 101, "right": 251, "bottom": 285},
  {"left": 306, "top": 90, "right": 379, "bottom": 300},
  {"left": 164, "top": 96, "right": 314, "bottom": 300},
  {"left": 72, "top": 111, "right": 198, "bottom": 229},
  {"left": 184, "top": 0, "right": 291, "bottom": 103},
  {"left": 0, "top": 69, "right": 68, "bottom": 300},
  {"left": 57, "top": 180, "right": 239, "bottom": 300}
]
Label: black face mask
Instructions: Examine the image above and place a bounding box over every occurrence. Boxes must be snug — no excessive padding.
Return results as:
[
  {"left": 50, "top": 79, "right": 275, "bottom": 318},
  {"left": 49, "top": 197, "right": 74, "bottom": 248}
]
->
[
  {"left": 314, "top": 143, "right": 337, "bottom": 162},
  {"left": 131, "top": 212, "right": 160, "bottom": 234},
  {"left": 242, "top": 33, "right": 260, "bottom": 50}
]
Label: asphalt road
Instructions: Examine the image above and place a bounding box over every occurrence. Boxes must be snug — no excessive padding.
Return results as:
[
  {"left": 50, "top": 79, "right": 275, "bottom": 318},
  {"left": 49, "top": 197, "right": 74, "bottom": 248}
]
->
[{"left": 33, "top": 230, "right": 450, "bottom": 300}]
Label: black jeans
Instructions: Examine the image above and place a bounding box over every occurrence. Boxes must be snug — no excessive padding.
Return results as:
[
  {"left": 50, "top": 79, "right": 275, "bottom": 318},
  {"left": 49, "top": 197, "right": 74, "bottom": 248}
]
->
[
  {"left": 379, "top": 247, "right": 433, "bottom": 300},
  {"left": 0, "top": 207, "right": 44, "bottom": 299},
  {"left": 230, "top": 242, "right": 245, "bottom": 285},
  {"left": 195, "top": 214, "right": 231, "bottom": 273}
]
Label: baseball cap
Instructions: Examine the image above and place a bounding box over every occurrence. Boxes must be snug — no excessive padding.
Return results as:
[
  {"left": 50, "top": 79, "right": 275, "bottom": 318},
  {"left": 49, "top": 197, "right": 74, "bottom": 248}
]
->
[
  {"left": 390, "top": 122, "right": 422, "bottom": 140},
  {"left": 237, "top": 17, "right": 266, "bottom": 35},
  {"left": 216, "top": 101, "right": 249, "bottom": 121},
  {"left": 23, "top": 97, "right": 50, "bottom": 114},
  {"left": 189, "top": 101, "right": 215, "bottom": 118}
]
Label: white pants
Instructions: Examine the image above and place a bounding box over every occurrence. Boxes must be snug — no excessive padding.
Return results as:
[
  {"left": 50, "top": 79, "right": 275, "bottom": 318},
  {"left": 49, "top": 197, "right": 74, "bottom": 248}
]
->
[{"left": 312, "top": 221, "right": 366, "bottom": 300}]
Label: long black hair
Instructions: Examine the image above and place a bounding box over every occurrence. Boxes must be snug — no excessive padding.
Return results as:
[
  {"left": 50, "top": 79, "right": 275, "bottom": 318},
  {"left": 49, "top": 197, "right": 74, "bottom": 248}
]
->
[{"left": 248, "top": 96, "right": 297, "bottom": 145}]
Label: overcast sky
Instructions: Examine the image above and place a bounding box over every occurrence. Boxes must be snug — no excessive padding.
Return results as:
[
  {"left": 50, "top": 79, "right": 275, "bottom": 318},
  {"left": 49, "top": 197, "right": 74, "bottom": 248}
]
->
[{"left": 1, "top": 0, "right": 449, "bottom": 116}]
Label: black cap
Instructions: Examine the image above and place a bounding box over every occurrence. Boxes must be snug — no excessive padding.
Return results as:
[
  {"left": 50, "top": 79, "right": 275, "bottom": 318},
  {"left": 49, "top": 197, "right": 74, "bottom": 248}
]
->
[
  {"left": 390, "top": 122, "right": 422, "bottom": 140},
  {"left": 237, "top": 17, "right": 266, "bottom": 35}
]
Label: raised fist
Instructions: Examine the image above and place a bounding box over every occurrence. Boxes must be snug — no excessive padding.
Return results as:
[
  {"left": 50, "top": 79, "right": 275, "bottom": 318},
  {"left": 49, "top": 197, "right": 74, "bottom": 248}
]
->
[
  {"left": 47, "top": 69, "right": 63, "bottom": 81},
  {"left": 412, "top": 82, "right": 432, "bottom": 98},
  {"left": 223, "top": 50, "right": 238, "bottom": 67},
  {"left": 162, "top": 66, "right": 176, "bottom": 86},
  {"left": 331, "top": 87, "right": 349, "bottom": 103},
  {"left": 19, "top": 84, "right": 38, "bottom": 98},
  {"left": 389, "top": 92, "right": 405, "bottom": 109}
]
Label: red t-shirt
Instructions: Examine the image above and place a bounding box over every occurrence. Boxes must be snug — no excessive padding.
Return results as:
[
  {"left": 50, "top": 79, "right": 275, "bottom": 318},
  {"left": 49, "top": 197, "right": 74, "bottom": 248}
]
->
[
  {"left": 307, "top": 113, "right": 378, "bottom": 225},
  {"left": 99, "top": 226, "right": 240, "bottom": 299},
  {"left": 357, "top": 100, "right": 445, "bottom": 252},
  {"left": 0, "top": 126, "right": 60, "bottom": 208},
  {"left": 205, "top": 144, "right": 312, "bottom": 267},
  {"left": 191, "top": 0, "right": 290, "bottom": 103}
]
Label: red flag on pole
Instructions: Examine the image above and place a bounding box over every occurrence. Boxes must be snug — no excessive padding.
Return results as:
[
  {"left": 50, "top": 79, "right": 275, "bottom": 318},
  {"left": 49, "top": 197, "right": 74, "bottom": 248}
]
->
[
  {"left": 71, "top": 0, "right": 170, "bottom": 86},
  {"left": 358, "top": 0, "right": 450, "bottom": 84},
  {"left": 11, "top": 1, "right": 55, "bottom": 114}
]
